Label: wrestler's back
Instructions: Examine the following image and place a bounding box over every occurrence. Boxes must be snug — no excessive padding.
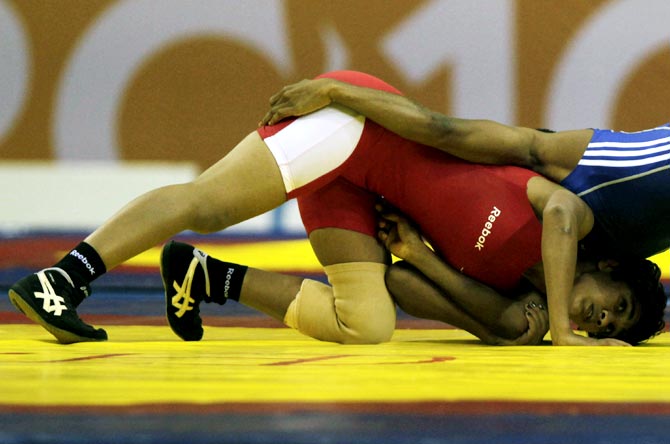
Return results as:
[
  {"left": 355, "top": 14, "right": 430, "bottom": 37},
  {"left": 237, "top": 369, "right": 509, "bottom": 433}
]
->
[{"left": 343, "top": 130, "right": 543, "bottom": 291}]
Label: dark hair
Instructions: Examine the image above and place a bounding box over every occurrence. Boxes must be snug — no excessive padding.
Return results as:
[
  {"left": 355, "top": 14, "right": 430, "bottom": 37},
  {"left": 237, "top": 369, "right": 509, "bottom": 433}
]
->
[{"left": 591, "top": 259, "right": 667, "bottom": 345}]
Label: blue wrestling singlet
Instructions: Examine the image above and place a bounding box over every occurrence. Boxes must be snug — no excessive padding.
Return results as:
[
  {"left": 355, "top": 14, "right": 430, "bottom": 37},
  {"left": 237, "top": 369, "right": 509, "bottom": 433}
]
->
[{"left": 561, "top": 124, "right": 670, "bottom": 259}]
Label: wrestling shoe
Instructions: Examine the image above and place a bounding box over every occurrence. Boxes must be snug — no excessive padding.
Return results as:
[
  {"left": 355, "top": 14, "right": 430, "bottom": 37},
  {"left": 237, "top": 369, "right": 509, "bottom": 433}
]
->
[
  {"left": 161, "top": 241, "right": 215, "bottom": 341},
  {"left": 8, "top": 267, "right": 108, "bottom": 344}
]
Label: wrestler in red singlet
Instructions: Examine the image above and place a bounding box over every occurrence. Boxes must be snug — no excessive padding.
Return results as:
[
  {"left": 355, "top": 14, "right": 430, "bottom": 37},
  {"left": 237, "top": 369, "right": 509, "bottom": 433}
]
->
[{"left": 258, "top": 71, "right": 542, "bottom": 292}]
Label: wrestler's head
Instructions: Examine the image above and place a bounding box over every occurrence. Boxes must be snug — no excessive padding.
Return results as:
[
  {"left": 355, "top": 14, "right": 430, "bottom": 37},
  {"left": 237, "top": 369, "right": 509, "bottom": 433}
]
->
[{"left": 569, "top": 258, "right": 666, "bottom": 344}]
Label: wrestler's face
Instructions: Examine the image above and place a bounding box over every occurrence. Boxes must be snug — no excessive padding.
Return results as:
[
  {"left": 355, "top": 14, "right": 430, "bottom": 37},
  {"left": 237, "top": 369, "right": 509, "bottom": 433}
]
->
[{"left": 568, "top": 271, "right": 640, "bottom": 337}]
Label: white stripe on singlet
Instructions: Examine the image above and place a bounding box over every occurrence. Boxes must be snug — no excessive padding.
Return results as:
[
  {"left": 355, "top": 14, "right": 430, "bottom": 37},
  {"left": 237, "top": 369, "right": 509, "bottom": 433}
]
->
[{"left": 263, "top": 105, "right": 365, "bottom": 193}]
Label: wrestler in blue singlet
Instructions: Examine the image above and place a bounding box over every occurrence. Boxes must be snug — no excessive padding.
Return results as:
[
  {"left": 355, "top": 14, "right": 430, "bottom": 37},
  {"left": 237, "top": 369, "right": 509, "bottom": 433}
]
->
[{"left": 561, "top": 124, "right": 670, "bottom": 258}]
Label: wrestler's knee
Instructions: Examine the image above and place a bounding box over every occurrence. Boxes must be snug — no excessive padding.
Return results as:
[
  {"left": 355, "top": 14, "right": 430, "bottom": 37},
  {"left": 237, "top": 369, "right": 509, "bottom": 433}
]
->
[
  {"left": 344, "top": 311, "right": 395, "bottom": 344},
  {"left": 178, "top": 182, "right": 231, "bottom": 234},
  {"left": 328, "top": 262, "right": 395, "bottom": 344},
  {"left": 188, "top": 208, "right": 229, "bottom": 234},
  {"left": 284, "top": 263, "right": 396, "bottom": 344}
]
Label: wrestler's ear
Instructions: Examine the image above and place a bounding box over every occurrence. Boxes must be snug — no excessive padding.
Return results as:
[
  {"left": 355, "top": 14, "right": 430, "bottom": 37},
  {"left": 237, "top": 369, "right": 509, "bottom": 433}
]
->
[{"left": 597, "top": 259, "right": 619, "bottom": 272}]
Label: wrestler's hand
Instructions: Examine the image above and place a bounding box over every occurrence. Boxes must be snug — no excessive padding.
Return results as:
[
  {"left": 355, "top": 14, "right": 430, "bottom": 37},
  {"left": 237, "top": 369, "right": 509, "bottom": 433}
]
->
[
  {"left": 552, "top": 331, "right": 632, "bottom": 347},
  {"left": 492, "top": 303, "right": 549, "bottom": 346},
  {"left": 260, "top": 78, "right": 336, "bottom": 126},
  {"left": 376, "top": 206, "right": 426, "bottom": 260}
]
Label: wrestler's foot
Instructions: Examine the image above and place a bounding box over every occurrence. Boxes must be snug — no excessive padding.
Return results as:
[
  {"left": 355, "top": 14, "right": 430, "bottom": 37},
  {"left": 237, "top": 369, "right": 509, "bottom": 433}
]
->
[
  {"left": 8, "top": 268, "right": 107, "bottom": 344},
  {"left": 161, "top": 241, "right": 216, "bottom": 341}
]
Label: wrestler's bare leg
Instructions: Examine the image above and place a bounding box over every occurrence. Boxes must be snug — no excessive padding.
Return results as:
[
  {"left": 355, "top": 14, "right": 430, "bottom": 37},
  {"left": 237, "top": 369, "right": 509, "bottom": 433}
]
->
[
  {"left": 237, "top": 228, "right": 389, "bottom": 322},
  {"left": 307, "top": 227, "right": 388, "bottom": 266},
  {"left": 8, "top": 131, "right": 291, "bottom": 343},
  {"left": 237, "top": 268, "right": 304, "bottom": 322},
  {"left": 85, "top": 132, "right": 286, "bottom": 269}
]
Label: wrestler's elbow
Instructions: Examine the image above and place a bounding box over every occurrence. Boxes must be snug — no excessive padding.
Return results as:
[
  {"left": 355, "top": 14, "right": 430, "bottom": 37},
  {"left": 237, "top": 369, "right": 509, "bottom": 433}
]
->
[
  {"left": 494, "top": 303, "right": 531, "bottom": 339},
  {"left": 543, "top": 193, "right": 582, "bottom": 237}
]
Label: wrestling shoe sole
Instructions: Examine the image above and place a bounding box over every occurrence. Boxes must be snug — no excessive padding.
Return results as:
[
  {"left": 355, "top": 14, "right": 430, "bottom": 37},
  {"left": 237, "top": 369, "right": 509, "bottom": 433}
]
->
[{"left": 8, "top": 288, "right": 106, "bottom": 344}]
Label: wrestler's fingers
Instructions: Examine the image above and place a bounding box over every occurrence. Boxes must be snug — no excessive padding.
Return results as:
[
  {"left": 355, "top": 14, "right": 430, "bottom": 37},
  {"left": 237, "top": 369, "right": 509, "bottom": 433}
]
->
[
  {"left": 596, "top": 337, "right": 632, "bottom": 347},
  {"left": 259, "top": 110, "right": 272, "bottom": 127},
  {"left": 377, "top": 230, "right": 391, "bottom": 246},
  {"left": 525, "top": 306, "right": 538, "bottom": 326},
  {"left": 525, "top": 305, "right": 549, "bottom": 344},
  {"left": 268, "top": 86, "right": 290, "bottom": 105},
  {"left": 528, "top": 303, "right": 548, "bottom": 321},
  {"left": 260, "top": 107, "right": 291, "bottom": 127},
  {"left": 377, "top": 219, "right": 391, "bottom": 230},
  {"left": 376, "top": 211, "right": 403, "bottom": 224}
]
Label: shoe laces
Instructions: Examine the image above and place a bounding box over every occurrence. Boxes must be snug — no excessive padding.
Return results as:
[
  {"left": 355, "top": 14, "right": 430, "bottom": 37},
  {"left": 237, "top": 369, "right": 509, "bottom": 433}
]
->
[{"left": 171, "top": 249, "right": 210, "bottom": 318}]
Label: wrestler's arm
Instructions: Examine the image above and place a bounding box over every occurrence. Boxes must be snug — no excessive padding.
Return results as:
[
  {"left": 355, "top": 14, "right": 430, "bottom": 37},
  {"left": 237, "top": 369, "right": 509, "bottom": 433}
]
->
[
  {"left": 261, "top": 78, "right": 592, "bottom": 180},
  {"left": 387, "top": 262, "right": 547, "bottom": 345},
  {"left": 378, "top": 210, "right": 548, "bottom": 345},
  {"left": 262, "top": 78, "right": 540, "bottom": 166},
  {"left": 526, "top": 177, "right": 630, "bottom": 346}
]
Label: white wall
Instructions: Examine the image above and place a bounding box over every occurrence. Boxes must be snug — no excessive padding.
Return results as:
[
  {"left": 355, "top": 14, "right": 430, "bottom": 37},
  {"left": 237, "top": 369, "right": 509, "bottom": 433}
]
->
[{"left": 0, "top": 161, "right": 305, "bottom": 236}]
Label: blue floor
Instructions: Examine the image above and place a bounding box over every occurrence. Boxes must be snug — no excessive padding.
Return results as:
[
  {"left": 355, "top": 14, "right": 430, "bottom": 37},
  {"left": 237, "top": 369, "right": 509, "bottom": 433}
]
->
[{"left": 2, "top": 411, "right": 669, "bottom": 444}]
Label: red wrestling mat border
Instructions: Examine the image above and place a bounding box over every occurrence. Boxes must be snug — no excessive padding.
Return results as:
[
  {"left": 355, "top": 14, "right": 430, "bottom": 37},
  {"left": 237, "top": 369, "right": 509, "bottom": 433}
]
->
[{"left": 2, "top": 400, "right": 669, "bottom": 416}]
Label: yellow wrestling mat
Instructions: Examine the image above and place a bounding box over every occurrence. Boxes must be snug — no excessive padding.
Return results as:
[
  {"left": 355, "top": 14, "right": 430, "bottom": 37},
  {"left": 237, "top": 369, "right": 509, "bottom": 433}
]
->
[
  {"left": 120, "top": 240, "right": 670, "bottom": 278},
  {"left": 1, "top": 325, "right": 669, "bottom": 407}
]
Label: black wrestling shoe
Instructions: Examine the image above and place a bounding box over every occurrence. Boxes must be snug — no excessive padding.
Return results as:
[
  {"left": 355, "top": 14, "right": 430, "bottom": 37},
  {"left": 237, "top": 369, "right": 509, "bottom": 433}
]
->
[
  {"left": 161, "top": 241, "right": 215, "bottom": 341},
  {"left": 8, "top": 268, "right": 107, "bottom": 344}
]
